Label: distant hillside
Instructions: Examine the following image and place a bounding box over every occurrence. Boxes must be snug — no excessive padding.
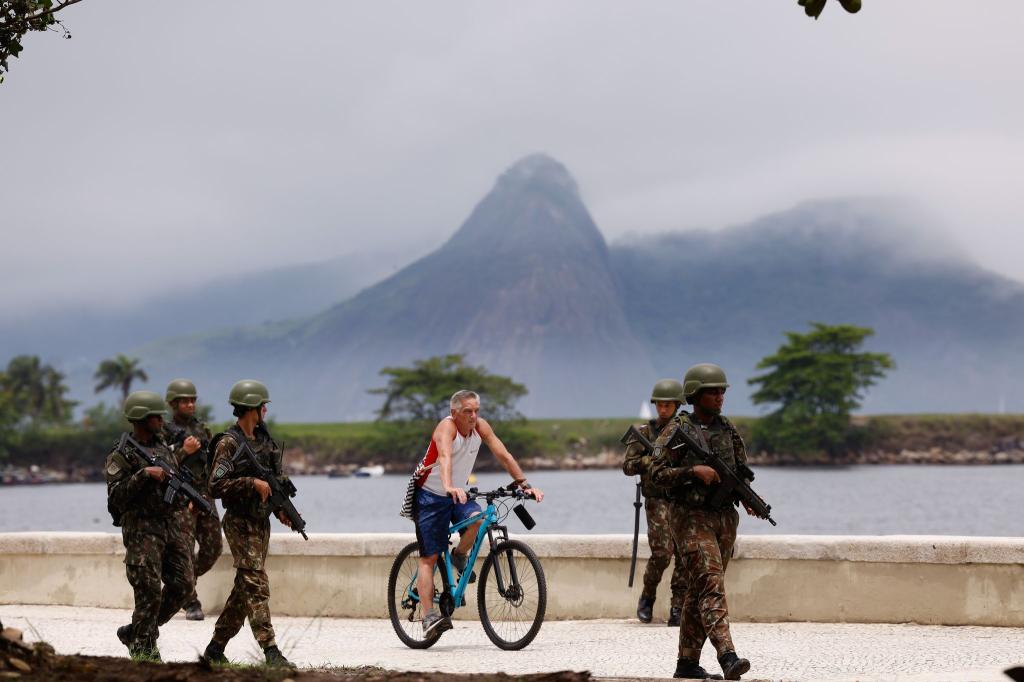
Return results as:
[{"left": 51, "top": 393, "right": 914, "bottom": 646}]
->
[
  {"left": 0, "top": 247, "right": 423, "bottom": 409},
  {"left": 16, "top": 155, "right": 1024, "bottom": 420},
  {"left": 143, "top": 154, "right": 654, "bottom": 419},
  {"left": 612, "top": 198, "right": 1024, "bottom": 413}
]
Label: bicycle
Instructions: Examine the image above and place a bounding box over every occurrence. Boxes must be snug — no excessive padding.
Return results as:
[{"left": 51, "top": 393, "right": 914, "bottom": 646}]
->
[{"left": 387, "top": 484, "right": 546, "bottom": 651}]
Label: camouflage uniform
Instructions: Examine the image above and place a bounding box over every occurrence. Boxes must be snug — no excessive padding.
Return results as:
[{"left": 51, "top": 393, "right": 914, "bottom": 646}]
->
[
  {"left": 105, "top": 434, "right": 194, "bottom": 654},
  {"left": 622, "top": 419, "right": 686, "bottom": 609},
  {"left": 208, "top": 423, "right": 284, "bottom": 648},
  {"left": 649, "top": 412, "right": 748, "bottom": 661},
  {"left": 164, "top": 417, "right": 222, "bottom": 608}
]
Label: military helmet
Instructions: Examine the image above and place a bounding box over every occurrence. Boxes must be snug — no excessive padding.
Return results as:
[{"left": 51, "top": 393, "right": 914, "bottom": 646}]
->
[
  {"left": 229, "top": 380, "right": 271, "bottom": 408},
  {"left": 123, "top": 390, "right": 169, "bottom": 422},
  {"left": 165, "top": 378, "right": 197, "bottom": 403},
  {"left": 682, "top": 363, "right": 730, "bottom": 401},
  {"left": 650, "top": 378, "right": 685, "bottom": 404}
]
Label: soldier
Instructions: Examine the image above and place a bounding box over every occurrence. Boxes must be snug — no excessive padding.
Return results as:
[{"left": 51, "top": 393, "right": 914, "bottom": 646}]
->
[
  {"left": 202, "top": 380, "right": 295, "bottom": 669},
  {"left": 622, "top": 379, "right": 687, "bottom": 626},
  {"left": 163, "top": 378, "right": 222, "bottom": 622},
  {"left": 649, "top": 363, "right": 754, "bottom": 681},
  {"left": 106, "top": 391, "right": 194, "bottom": 661}
]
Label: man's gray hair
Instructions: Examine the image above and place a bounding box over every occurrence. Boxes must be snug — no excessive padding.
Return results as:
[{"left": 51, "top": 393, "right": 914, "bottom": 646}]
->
[{"left": 450, "top": 390, "right": 480, "bottom": 411}]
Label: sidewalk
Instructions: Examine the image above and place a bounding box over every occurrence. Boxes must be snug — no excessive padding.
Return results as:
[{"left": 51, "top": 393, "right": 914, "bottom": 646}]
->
[{"left": 1, "top": 605, "right": 1021, "bottom": 681}]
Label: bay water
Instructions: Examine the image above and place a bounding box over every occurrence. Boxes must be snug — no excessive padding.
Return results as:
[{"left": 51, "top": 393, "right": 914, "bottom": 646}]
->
[{"left": 1, "top": 465, "right": 1021, "bottom": 536}]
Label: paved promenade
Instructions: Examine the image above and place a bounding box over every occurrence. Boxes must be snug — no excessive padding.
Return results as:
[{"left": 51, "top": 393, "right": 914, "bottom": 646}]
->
[{"left": 1, "top": 605, "right": 1021, "bottom": 681}]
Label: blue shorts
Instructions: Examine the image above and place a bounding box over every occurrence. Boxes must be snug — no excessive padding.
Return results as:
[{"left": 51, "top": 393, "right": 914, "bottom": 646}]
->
[{"left": 413, "top": 487, "right": 482, "bottom": 558}]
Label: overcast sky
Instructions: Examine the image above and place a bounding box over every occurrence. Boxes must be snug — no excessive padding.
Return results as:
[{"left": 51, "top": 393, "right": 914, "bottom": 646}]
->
[{"left": 3, "top": 1, "right": 1022, "bottom": 313}]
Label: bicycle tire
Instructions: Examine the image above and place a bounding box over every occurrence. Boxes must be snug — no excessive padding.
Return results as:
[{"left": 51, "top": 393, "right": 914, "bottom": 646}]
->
[
  {"left": 387, "top": 540, "right": 442, "bottom": 649},
  {"left": 477, "top": 539, "right": 546, "bottom": 650}
]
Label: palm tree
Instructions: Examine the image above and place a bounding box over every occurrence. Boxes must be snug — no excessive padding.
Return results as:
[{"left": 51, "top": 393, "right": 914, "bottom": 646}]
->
[
  {"left": 94, "top": 354, "right": 149, "bottom": 402},
  {"left": 1, "top": 355, "right": 76, "bottom": 423}
]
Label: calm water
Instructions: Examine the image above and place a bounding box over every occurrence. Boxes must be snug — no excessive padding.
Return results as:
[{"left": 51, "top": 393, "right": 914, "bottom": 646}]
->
[{"left": 1, "top": 466, "right": 1022, "bottom": 536}]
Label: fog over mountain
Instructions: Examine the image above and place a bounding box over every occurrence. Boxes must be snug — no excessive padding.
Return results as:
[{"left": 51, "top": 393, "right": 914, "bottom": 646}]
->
[{"left": 104, "top": 155, "right": 1023, "bottom": 420}]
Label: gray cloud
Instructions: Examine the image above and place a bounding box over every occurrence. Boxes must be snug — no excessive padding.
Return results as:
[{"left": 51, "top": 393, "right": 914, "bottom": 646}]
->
[{"left": 3, "top": 1, "right": 1022, "bottom": 313}]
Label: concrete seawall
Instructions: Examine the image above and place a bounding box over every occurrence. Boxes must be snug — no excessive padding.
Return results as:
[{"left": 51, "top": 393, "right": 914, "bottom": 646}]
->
[{"left": 1, "top": 532, "right": 1022, "bottom": 626}]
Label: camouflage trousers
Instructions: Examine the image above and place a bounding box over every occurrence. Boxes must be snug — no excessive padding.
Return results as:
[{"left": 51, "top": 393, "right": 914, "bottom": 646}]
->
[
  {"left": 121, "top": 517, "right": 194, "bottom": 648},
  {"left": 181, "top": 502, "right": 223, "bottom": 606},
  {"left": 642, "top": 496, "right": 686, "bottom": 608},
  {"left": 669, "top": 505, "right": 739, "bottom": 660},
  {"left": 212, "top": 511, "right": 276, "bottom": 648}
]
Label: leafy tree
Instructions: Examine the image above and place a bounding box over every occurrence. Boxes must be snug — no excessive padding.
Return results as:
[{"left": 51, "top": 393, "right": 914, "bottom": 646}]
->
[
  {"left": 0, "top": 354, "right": 76, "bottom": 424},
  {"left": 748, "top": 322, "right": 893, "bottom": 458},
  {"left": 0, "top": 384, "right": 18, "bottom": 460},
  {"left": 370, "top": 354, "right": 527, "bottom": 423},
  {"left": 1, "top": 0, "right": 82, "bottom": 83},
  {"left": 93, "top": 354, "right": 148, "bottom": 402}
]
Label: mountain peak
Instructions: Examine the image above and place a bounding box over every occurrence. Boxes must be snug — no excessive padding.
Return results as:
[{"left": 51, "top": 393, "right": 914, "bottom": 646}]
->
[
  {"left": 445, "top": 154, "right": 602, "bottom": 257},
  {"left": 496, "top": 153, "right": 579, "bottom": 198}
]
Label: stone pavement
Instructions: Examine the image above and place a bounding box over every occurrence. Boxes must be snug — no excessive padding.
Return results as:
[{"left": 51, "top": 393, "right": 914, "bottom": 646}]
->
[{"left": 1, "top": 605, "right": 1022, "bottom": 681}]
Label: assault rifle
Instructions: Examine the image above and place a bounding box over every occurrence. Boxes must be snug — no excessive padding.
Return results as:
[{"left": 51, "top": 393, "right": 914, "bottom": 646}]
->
[
  {"left": 618, "top": 427, "right": 647, "bottom": 588},
  {"left": 621, "top": 423, "right": 777, "bottom": 526},
  {"left": 229, "top": 435, "right": 308, "bottom": 540},
  {"left": 119, "top": 433, "right": 213, "bottom": 515}
]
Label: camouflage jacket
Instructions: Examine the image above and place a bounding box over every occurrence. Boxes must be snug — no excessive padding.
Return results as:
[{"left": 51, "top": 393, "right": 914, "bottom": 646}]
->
[
  {"left": 209, "top": 423, "right": 284, "bottom": 520},
  {"left": 648, "top": 412, "right": 748, "bottom": 509},
  {"left": 105, "top": 433, "right": 186, "bottom": 527},
  {"left": 622, "top": 419, "right": 675, "bottom": 499},
  {"left": 163, "top": 416, "right": 213, "bottom": 495}
]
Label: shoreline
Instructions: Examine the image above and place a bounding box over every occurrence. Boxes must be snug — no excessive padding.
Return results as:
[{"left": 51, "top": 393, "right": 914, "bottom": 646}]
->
[{"left": 4, "top": 447, "right": 1023, "bottom": 486}]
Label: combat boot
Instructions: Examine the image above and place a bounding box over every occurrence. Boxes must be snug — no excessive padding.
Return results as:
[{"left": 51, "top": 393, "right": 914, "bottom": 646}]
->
[
  {"left": 203, "top": 640, "right": 228, "bottom": 665},
  {"left": 674, "top": 657, "right": 724, "bottom": 679},
  {"left": 116, "top": 624, "right": 133, "bottom": 648},
  {"left": 185, "top": 600, "right": 205, "bottom": 621},
  {"left": 636, "top": 596, "right": 654, "bottom": 623},
  {"left": 718, "top": 651, "right": 751, "bottom": 681},
  {"left": 264, "top": 645, "right": 296, "bottom": 669},
  {"left": 667, "top": 605, "right": 682, "bottom": 626}
]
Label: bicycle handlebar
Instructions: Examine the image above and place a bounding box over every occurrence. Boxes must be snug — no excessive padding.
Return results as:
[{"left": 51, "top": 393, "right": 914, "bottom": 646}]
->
[{"left": 463, "top": 484, "right": 534, "bottom": 502}]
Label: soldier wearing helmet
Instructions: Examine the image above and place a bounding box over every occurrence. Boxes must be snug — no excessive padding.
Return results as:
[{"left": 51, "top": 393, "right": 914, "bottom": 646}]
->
[
  {"left": 622, "top": 379, "right": 687, "bottom": 626},
  {"left": 162, "top": 379, "right": 221, "bottom": 622},
  {"left": 202, "top": 380, "right": 295, "bottom": 669},
  {"left": 105, "top": 391, "right": 195, "bottom": 661},
  {"left": 649, "top": 363, "right": 754, "bottom": 681}
]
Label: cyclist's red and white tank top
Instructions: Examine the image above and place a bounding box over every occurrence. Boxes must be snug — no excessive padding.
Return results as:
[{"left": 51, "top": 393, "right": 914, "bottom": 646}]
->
[{"left": 415, "top": 416, "right": 481, "bottom": 497}]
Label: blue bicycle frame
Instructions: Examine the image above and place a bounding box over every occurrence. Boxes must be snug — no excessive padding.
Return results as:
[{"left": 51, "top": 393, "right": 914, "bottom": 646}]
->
[{"left": 410, "top": 492, "right": 518, "bottom": 613}]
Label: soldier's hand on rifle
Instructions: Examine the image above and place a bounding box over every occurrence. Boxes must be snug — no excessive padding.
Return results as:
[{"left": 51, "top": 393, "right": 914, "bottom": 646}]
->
[
  {"left": 144, "top": 466, "right": 168, "bottom": 482},
  {"left": 743, "top": 503, "right": 756, "bottom": 516},
  {"left": 692, "top": 465, "right": 721, "bottom": 486},
  {"left": 182, "top": 436, "right": 201, "bottom": 456},
  {"left": 276, "top": 511, "right": 293, "bottom": 528},
  {"left": 253, "top": 478, "right": 272, "bottom": 503}
]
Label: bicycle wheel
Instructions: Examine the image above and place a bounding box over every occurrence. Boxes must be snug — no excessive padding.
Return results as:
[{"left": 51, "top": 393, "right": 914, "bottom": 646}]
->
[
  {"left": 477, "top": 539, "right": 546, "bottom": 650},
  {"left": 387, "top": 540, "right": 442, "bottom": 649}
]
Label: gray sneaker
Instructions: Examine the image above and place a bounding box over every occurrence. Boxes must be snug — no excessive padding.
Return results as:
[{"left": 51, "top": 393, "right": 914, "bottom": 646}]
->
[{"left": 422, "top": 610, "right": 453, "bottom": 637}]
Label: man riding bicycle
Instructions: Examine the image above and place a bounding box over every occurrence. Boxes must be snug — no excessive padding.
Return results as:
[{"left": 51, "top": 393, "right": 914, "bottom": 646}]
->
[{"left": 413, "top": 389, "right": 544, "bottom": 636}]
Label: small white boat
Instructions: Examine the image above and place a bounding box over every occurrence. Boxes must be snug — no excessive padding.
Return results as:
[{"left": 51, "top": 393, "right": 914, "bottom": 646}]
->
[{"left": 353, "top": 465, "right": 385, "bottom": 478}]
